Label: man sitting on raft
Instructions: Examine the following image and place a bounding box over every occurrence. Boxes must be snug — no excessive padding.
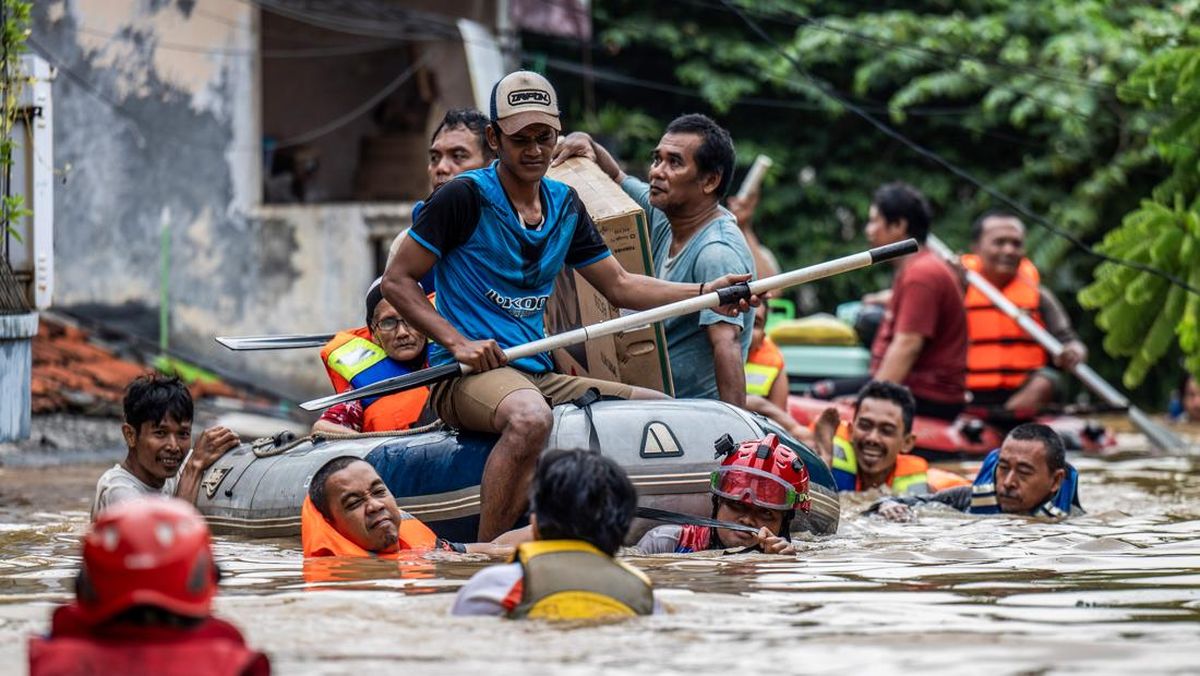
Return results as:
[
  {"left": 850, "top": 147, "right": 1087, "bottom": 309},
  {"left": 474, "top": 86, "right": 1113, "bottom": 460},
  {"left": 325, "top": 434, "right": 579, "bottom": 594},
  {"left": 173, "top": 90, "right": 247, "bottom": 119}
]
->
[
  {"left": 830, "top": 381, "right": 967, "bottom": 496},
  {"left": 302, "top": 456, "right": 520, "bottom": 558},
  {"left": 313, "top": 279, "right": 433, "bottom": 435},
  {"left": 871, "top": 423, "right": 1083, "bottom": 521},
  {"left": 383, "top": 71, "right": 754, "bottom": 540},
  {"left": 637, "top": 434, "right": 810, "bottom": 555},
  {"left": 452, "top": 449, "right": 657, "bottom": 619}
]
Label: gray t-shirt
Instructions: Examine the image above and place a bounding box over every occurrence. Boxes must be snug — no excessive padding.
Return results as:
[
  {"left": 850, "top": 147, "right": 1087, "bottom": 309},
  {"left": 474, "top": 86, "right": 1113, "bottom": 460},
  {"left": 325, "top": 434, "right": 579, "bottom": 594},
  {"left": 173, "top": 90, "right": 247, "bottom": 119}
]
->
[
  {"left": 635, "top": 524, "right": 685, "bottom": 555},
  {"left": 621, "top": 176, "right": 755, "bottom": 399},
  {"left": 91, "top": 462, "right": 182, "bottom": 519}
]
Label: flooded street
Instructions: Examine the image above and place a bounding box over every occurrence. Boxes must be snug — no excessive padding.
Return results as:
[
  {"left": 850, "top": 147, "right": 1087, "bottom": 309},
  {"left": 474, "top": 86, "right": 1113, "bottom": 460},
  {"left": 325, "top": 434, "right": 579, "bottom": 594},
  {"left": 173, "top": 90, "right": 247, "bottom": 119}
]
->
[{"left": 3, "top": 449, "right": 1200, "bottom": 674}]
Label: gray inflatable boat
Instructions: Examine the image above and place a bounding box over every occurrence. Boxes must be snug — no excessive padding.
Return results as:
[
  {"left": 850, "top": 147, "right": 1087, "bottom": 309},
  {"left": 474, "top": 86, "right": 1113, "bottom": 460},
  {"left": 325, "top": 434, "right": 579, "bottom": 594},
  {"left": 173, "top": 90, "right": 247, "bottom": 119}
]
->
[{"left": 196, "top": 399, "right": 840, "bottom": 543}]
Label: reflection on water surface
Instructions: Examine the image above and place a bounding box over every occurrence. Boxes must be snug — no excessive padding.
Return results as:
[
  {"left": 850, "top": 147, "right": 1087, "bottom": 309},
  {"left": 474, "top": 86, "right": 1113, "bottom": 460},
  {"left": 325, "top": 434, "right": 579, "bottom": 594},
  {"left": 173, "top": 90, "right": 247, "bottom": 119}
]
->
[{"left": 2, "top": 453, "right": 1199, "bottom": 674}]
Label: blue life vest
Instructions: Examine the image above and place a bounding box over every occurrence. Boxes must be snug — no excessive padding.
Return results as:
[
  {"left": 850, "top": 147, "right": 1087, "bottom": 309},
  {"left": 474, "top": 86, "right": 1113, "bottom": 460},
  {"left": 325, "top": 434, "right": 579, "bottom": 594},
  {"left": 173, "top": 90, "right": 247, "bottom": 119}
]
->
[
  {"left": 967, "top": 448, "right": 1082, "bottom": 519},
  {"left": 415, "top": 162, "right": 609, "bottom": 373}
]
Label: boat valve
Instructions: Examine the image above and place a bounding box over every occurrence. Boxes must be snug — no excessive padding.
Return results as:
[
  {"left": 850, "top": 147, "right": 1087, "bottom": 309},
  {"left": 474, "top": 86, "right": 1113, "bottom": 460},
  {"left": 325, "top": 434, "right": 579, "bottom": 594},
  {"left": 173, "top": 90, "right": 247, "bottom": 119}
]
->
[{"left": 962, "top": 419, "right": 986, "bottom": 444}]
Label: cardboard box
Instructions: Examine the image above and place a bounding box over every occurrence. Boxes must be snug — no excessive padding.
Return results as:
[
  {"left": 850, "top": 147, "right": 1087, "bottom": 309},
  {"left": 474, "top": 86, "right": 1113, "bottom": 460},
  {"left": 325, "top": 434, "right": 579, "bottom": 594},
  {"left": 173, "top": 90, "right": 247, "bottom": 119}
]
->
[{"left": 545, "top": 158, "right": 674, "bottom": 396}]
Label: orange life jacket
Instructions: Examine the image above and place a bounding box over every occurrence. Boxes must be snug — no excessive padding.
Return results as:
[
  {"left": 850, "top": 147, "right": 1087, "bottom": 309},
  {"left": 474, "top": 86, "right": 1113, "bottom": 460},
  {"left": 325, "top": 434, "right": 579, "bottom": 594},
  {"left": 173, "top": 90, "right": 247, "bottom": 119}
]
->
[
  {"left": 319, "top": 327, "right": 429, "bottom": 432},
  {"left": 300, "top": 495, "right": 440, "bottom": 558},
  {"left": 962, "top": 254, "right": 1047, "bottom": 391},
  {"left": 745, "top": 337, "right": 785, "bottom": 397},
  {"left": 28, "top": 605, "right": 269, "bottom": 676}
]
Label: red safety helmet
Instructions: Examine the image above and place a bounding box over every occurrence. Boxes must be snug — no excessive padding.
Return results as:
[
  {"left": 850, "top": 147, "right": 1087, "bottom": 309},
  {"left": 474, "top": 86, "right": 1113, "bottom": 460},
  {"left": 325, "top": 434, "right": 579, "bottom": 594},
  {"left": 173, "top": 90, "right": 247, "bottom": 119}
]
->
[
  {"left": 76, "top": 498, "right": 218, "bottom": 625},
  {"left": 711, "top": 433, "right": 811, "bottom": 513}
]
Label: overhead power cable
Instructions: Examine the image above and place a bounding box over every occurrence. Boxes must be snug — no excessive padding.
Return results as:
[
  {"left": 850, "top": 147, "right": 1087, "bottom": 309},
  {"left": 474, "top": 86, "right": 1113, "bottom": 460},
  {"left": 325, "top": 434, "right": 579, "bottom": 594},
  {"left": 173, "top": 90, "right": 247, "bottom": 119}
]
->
[{"left": 716, "top": 0, "right": 1200, "bottom": 297}]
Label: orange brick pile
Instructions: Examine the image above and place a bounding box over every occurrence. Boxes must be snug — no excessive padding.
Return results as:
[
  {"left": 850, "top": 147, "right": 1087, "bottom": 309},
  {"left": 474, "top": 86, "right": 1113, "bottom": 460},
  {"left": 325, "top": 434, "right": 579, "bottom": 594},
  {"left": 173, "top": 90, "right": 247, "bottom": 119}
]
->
[{"left": 32, "top": 316, "right": 240, "bottom": 416}]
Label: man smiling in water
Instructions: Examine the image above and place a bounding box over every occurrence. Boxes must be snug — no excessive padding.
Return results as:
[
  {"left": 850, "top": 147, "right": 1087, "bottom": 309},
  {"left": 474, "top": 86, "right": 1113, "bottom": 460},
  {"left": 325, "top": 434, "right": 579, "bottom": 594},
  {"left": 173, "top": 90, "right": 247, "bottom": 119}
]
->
[
  {"left": 91, "top": 375, "right": 240, "bottom": 519},
  {"left": 872, "top": 423, "right": 1083, "bottom": 521}
]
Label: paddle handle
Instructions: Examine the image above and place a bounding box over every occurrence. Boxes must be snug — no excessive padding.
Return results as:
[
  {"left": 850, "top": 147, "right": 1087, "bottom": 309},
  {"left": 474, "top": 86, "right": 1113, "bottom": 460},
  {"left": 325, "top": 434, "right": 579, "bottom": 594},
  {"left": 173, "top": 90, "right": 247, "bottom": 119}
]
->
[
  {"left": 300, "top": 240, "right": 918, "bottom": 411},
  {"left": 736, "top": 154, "right": 773, "bottom": 201}
]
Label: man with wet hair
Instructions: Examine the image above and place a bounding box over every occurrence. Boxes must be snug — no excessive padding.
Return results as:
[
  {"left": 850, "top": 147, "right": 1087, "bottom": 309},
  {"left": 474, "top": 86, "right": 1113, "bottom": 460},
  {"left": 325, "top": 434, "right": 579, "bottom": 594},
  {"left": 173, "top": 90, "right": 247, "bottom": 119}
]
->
[
  {"left": 91, "top": 374, "right": 240, "bottom": 518},
  {"left": 963, "top": 211, "right": 1088, "bottom": 412},
  {"left": 385, "top": 72, "right": 754, "bottom": 541},
  {"left": 428, "top": 108, "right": 494, "bottom": 192},
  {"left": 872, "top": 423, "right": 1083, "bottom": 521},
  {"left": 552, "top": 114, "right": 757, "bottom": 404},
  {"left": 302, "top": 456, "right": 520, "bottom": 558},
  {"left": 828, "top": 380, "right": 930, "bottom": 495},
  {"left": 452, "top": 449, "right": 657, "bottom": 618},
  {"left": 863, "top": 182, "right": 968, "bottom": 421}
]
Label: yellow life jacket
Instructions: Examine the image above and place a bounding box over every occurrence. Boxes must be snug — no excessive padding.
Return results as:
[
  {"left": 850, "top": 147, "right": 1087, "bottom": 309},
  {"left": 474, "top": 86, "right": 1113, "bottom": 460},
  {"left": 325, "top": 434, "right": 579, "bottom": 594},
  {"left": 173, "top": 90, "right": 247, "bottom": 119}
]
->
[
  {"left": 745, "top": 336, "right": 785, "bottom": 397},
  {"left": 508, "top": 540, "right": 654, "bottom": 620}
]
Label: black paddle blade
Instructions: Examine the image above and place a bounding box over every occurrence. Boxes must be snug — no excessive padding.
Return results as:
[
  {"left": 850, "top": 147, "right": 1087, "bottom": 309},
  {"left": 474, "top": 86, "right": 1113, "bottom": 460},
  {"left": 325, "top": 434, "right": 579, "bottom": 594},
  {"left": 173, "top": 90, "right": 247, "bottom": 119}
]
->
[
  {"left": 299, "top": 362, "right": 463, "bottom": 411},
  {"left": 869, "top": 238, "right": 919, "bottom": 263},
  {"left": 634, "top": 506, "right": 760, "bottom": 534}
]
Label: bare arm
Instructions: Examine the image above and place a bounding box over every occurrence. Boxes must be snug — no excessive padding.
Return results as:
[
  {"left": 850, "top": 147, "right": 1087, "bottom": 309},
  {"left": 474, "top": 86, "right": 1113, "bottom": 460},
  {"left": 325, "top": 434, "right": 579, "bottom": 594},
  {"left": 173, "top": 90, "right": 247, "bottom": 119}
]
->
[
  {"left": 767, "top": 365, "right": 790, "bottom": 410},
  {"left": 312, "top": 419, "right": 358, "bottom": 436},
  {"left": 873, "top": 331, "right": 924, "bottom": 383},
  {"left": 710, "top": 322, "right": 747, "bottom": 407},
  {"left": 175, "top": 426, "right": 239, "bottom": 504},
  {"left": 383, "top": 236, "right": 506, "bottom": 372},
  {"left": 576, "top": 256, "right": 753, "bottom": 316}
]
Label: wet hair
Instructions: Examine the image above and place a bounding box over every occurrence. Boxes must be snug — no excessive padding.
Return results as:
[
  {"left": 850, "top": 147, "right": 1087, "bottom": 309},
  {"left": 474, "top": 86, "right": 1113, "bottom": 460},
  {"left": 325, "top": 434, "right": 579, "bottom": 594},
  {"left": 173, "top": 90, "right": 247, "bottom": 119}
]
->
[
  {"left": 970, "top": 209, "right": 1023, "bottom": 243},
  {"left": 664, "top": 113, "right": 736, "bottom": 198},
  {"left": 431, "top": 108, "right": 494, "bottom": 161},
  {"left": 530, "top": 449, "right": 637, "bottom": 555},
  {"left": 123, "top": 374, "right": 193, "bottom": 431},
  {"left": 854, "top": 380, "right": 916, "bottom": 434},
  {"left": 872, "top": 182, "right": 933, "bottom": 243},
  {"left": 309, "top": 456, "right": 368, "bottom": 522},
  {"left": 1007, "top": 423, "right": 1066, "bottom": 474}
]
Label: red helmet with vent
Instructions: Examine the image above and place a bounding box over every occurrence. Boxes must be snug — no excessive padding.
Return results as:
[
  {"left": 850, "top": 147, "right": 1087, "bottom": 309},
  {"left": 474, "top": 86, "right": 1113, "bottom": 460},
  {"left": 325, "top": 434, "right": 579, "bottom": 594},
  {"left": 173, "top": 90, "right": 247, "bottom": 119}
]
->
[
  {"left": 77, "top": 498, "right": 218, "bottom": 625},
  {"left": 711, "top": 433, "right": 811, "bottom": 513}
]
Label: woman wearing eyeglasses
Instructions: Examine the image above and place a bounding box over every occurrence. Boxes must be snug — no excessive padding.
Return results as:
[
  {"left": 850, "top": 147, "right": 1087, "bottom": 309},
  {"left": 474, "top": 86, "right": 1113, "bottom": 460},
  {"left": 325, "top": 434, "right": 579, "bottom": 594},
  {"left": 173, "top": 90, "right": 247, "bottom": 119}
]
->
[{"left": 313, "top": 278, "right": 436, "bottom": 435}]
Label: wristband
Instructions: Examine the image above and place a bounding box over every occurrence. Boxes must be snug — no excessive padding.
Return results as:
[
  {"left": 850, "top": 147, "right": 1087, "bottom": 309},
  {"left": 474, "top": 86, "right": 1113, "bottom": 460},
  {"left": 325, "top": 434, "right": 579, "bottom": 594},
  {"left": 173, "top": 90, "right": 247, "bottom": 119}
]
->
[{"left": 698, "top": 282, "right": 707, "bottom": 296}]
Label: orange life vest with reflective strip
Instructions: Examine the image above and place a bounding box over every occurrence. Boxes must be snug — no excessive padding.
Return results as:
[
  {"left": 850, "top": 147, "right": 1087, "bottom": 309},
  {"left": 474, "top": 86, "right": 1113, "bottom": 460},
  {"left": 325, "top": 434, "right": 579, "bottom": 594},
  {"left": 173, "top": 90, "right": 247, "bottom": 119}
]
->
[
  {"left": 962, "top": 254, "right": 1047, "bottom": 391},
  {"left": 300, "top": 495, "right": 440, "bottom": 558},
  {"left": 319, "top": 327, "right": 429, "bottom": 432},
  {"left": 745, "top": 337, "right": 785, "bottom": 397}
]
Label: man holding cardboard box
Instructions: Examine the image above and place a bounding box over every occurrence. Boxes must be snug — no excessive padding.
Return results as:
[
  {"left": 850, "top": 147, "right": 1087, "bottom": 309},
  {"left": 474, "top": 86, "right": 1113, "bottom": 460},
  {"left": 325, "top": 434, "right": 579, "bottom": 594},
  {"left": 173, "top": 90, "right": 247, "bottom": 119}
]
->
[
  {"left": 382, "top": 72, "right": 755, "bottom": 540},
  {"left": 552, "top": 116, "right": 757, "bottom": 405}
]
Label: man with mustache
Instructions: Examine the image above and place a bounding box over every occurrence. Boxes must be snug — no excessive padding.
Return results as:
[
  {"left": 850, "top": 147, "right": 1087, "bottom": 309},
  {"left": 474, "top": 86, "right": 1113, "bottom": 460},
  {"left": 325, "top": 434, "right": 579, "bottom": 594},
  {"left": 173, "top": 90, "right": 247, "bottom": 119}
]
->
[
  {"left": 963, "top": 212, "right": 1088, "bottom": 412},
  {"left": 384, "top": 72, "right": 754, "bottom": 540},
  {"left": 551, "top": 115, "right": 757, "bottom": 405},
  {"left": 872, "top": 423, "right": 1083, "bottom": 521},
  {"left": 91, "top": 375, "right": 240, "bottom": 519},
  {"left": 302, "top": 456, "right": 521, "bottom": 558}
]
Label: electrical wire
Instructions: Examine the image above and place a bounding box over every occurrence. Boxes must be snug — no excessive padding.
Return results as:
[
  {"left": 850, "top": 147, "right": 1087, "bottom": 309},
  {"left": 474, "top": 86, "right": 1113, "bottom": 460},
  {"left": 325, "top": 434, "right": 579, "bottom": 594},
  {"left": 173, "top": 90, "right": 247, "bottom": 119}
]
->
[{"left": 716, "top": 0, "right": 1200, "bottom": 297}]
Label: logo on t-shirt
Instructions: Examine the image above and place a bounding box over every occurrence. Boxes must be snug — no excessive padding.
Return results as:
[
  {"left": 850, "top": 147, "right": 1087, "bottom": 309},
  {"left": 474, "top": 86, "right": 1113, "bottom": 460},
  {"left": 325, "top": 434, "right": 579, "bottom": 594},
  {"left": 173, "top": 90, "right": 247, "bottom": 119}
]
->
[{"left": 486, "top": 288, "right": 548, "bottom": 318}]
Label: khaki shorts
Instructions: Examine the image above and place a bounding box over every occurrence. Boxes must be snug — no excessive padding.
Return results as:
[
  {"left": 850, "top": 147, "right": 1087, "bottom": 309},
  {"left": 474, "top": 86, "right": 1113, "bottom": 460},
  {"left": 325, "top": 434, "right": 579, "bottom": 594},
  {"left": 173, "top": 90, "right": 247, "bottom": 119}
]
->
[{"left": 429, "top": 367, "right": 634, "bottom": 433}]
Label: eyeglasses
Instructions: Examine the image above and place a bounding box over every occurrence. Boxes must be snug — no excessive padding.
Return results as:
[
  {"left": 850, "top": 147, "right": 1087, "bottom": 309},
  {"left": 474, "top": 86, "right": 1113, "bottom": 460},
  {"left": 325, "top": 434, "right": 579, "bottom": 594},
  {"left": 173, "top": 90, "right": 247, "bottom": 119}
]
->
[
  {"left": 373, "top": 317, "right": 412, "bottom": 333},
  {"left": 710, "top": 466, "right": 805, "bottom": 511}
]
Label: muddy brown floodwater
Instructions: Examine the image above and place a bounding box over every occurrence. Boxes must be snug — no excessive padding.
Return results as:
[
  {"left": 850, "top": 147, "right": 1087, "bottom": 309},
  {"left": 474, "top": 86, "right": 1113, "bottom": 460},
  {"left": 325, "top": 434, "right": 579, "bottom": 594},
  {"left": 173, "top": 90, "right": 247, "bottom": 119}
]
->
[{"left": 3, "top": 448, "right": 1200, "bottom": 675}]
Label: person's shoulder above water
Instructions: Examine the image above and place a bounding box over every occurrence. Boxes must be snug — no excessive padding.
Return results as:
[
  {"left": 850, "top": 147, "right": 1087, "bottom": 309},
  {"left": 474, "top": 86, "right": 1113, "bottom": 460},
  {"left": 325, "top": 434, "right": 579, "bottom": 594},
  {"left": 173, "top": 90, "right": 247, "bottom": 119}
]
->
[
  {"left": 635, "top": 524, "right": 684, "bottom": 555},
  {"left": 451, "top": 561, "right": 524, "bottom": 616}
]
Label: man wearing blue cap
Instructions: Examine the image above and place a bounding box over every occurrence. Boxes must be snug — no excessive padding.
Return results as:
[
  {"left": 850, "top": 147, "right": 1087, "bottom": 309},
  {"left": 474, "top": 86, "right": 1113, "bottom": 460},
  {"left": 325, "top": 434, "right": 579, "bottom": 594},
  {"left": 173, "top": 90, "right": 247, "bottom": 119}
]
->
[{"left": 383, "top": 71, "right": 756, "bottom": 540}]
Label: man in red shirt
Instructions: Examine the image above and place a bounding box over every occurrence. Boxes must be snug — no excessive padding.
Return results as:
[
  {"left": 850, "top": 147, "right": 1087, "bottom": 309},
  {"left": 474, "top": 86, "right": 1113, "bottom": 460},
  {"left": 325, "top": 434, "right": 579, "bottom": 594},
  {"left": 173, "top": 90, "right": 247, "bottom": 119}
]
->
[{"left": 866, "top": 182, "right": 967, "bottom": 420}]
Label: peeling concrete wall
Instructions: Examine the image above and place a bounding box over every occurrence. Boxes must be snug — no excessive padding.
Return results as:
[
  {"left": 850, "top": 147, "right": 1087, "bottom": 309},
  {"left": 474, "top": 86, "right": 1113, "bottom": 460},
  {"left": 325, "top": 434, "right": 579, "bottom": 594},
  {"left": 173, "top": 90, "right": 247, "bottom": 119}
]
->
[{"left": 31, "top": 0, "right": 419, "bottom": 400}]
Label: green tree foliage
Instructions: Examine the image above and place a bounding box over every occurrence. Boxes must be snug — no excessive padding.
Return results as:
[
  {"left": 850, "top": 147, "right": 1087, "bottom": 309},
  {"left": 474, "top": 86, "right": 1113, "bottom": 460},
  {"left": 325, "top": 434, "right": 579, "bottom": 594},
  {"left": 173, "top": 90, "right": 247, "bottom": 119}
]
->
[
  {"left": 1, "top": 0, "right": 34, "bottom": 242},
  {"left": 524, "top": 0, "right": 1197, "bottom": 404},
  {"left": 1079, "top": 37, "right": 1200, "bottom": 388}
]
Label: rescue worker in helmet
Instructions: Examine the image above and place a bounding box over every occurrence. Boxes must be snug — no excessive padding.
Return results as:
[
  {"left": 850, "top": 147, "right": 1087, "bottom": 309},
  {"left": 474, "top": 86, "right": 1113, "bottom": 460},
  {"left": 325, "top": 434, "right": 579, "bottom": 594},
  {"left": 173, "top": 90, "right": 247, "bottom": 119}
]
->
[
  {"left": 452, "top": 449, "right": 658, "bottom": 619},
  {"left": 29, "top": 498, "right": 269, "bottom": 676},
  {"left": 636, "top": 433, "right": 811, "bottom": 555},
  {"left": 302, "top": 456, "right": 523, "bottom": 558},
  {"left": 92, "top": 374, "right": 240, "bottom": 519},
  {"left": 870, "top": 423, "right": 1083, "bottom": 522},
  {"left": 312, "top": 279, "right": 434, "bottom": 435}
]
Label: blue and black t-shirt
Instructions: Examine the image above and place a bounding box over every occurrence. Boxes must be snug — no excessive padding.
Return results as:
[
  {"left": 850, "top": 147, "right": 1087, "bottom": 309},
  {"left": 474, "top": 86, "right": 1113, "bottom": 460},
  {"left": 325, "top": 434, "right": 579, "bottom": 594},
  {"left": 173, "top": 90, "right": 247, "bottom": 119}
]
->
[{"left": 408, "top": 163, "right": 610, "bottom": 373}]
